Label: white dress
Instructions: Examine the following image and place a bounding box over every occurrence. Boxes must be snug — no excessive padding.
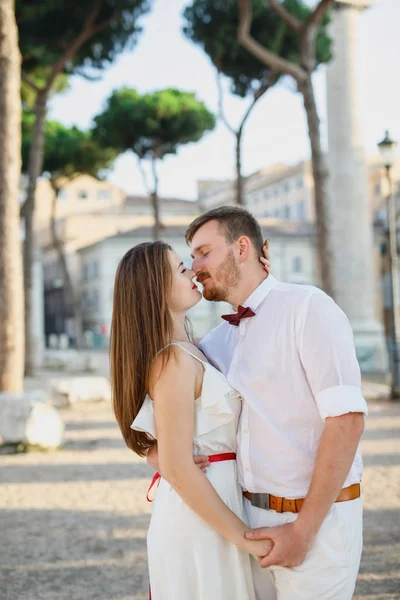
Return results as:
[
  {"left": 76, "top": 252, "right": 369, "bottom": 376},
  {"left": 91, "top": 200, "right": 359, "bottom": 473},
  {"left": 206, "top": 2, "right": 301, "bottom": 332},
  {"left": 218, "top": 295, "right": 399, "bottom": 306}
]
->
[{"left": 131, "top": 344, "right": 256, "bottom": 600}]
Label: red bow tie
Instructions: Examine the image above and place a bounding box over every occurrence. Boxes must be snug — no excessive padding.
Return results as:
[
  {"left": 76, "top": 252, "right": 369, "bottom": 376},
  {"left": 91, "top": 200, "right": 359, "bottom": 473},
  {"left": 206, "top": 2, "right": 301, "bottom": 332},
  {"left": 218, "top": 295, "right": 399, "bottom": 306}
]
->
[{"left": 221, "top": 305, "right": 256, "bottom": 327}]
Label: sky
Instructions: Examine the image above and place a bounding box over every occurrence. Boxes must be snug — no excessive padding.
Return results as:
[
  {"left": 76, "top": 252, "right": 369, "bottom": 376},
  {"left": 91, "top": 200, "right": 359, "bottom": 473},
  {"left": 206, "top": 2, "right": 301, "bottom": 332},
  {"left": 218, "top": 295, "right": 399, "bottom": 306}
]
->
[{"left": 49, "top": 0, "right": 400, "bottom": 201}]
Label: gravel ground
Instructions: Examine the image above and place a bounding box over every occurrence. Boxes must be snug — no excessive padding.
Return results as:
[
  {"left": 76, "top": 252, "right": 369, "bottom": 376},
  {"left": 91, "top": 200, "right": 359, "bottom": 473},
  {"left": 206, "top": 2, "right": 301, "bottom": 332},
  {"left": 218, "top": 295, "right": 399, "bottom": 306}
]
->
[{"left": 0, "top": 379, "right": 399, "bottom": 600}]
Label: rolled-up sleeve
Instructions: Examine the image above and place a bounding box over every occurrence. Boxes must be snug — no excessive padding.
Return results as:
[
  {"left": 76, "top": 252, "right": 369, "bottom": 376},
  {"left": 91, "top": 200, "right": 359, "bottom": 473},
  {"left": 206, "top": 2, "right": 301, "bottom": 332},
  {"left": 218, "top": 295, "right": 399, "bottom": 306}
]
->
[{"left": 297, "top": 291, "right": 368, "bottom": 421}]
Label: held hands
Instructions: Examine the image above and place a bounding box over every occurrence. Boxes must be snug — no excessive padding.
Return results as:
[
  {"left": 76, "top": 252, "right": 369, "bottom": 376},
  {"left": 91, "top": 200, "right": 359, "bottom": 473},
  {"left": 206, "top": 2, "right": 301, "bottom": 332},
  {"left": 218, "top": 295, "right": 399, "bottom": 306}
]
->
[
  {"left": 245, "top": 521, "right": 314, "bottom": 568},
  {"left": 243, "top": 537, "right": 274, "bottom": 561},
  {"left": 260, "top": 239, "right": 271, "bottom": 274}
]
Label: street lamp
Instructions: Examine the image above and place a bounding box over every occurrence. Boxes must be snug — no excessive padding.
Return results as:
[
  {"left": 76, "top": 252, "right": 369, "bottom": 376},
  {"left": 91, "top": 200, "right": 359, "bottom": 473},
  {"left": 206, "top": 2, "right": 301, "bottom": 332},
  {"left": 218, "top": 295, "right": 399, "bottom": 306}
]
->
[{"left": 378, "top": 130, "right": 399, "bottom": 399}]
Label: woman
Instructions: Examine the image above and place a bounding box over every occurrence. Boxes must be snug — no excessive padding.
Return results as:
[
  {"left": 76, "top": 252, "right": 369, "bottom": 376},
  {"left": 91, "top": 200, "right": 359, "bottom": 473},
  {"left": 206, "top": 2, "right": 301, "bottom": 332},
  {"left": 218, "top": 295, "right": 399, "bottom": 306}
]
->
[{"left": 110, "top": 241, "right": 272, "bottom": 600}]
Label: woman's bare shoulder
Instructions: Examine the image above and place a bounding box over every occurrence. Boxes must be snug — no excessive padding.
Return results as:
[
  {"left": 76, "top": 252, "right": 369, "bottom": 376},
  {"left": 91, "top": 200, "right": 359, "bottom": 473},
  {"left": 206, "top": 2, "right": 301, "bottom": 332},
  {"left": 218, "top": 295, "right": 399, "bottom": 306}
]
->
[{"left": 149, "top": 344, "right": 197, "bottom": 397}]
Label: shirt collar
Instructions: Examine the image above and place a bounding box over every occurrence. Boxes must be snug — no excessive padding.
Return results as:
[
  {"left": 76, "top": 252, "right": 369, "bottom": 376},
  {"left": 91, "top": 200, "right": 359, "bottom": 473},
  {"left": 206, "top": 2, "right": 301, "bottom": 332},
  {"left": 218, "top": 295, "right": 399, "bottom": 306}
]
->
[{"left": 242, "top": 274, "right": 278, "bottom": 313}]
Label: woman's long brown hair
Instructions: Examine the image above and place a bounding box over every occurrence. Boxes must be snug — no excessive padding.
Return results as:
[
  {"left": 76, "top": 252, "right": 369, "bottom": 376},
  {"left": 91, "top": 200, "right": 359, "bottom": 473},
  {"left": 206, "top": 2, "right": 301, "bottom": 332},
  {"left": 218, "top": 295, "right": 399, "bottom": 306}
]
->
[{"left": 110, "top": 241, "right": 175, "bottom": 456}]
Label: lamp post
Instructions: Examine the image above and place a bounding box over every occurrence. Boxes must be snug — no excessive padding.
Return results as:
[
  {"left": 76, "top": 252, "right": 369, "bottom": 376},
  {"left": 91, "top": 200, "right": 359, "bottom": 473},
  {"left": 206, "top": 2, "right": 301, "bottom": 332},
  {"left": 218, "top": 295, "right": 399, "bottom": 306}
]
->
[{"left": 378, "top": 130, "right": 399, "bottom": 399}]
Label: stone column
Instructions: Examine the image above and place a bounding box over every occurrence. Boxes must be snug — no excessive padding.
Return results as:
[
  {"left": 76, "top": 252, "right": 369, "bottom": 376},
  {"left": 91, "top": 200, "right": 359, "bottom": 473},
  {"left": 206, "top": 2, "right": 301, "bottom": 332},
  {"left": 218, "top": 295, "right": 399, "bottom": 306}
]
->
[
  {"left": 32, "top": 248, "right": 45, "bottom": 368},
  {"left": 326, "top": 0, "right": 388, "bottom": 373}
]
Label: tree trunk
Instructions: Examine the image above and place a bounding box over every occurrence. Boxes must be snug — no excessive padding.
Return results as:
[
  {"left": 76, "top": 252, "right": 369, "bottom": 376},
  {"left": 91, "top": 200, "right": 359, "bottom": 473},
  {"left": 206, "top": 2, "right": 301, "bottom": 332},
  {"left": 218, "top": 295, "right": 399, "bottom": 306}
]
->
[
  {"left": 233, "top": 87, "right": 271, "bottom": 207},
  {"left": 23, "top": 90, "right": 47, "bottom": 376},
  {"left": 300, "top": 75, "right": 333, "bottom": 296},
  {"left": 151, "top": 155, "right": 162, "bottom": 241},
  {"left": 151, "top": 191, "right": 161, "bottom": 241},
  {"left": 237, "top": 0, "right": 333, "bottom": 294},
  {"left": 217, "top": 72, "right": 270, "bottom": 208},
  {"left": 0, "top": 0, "right": 24, "bottom": 393},
  {"left": 235, "top": 130, "right": 244, "bottom": 206},
  {"left": 49, "top": 186, "right": 83, "bottom": 347}
]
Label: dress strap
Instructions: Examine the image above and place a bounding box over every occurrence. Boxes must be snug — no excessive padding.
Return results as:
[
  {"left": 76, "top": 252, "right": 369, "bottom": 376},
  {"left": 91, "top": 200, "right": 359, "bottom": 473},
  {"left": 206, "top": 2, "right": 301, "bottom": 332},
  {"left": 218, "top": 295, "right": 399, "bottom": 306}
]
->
[{"left": 156, "top": 342, "right": 205, "bottom": 365}]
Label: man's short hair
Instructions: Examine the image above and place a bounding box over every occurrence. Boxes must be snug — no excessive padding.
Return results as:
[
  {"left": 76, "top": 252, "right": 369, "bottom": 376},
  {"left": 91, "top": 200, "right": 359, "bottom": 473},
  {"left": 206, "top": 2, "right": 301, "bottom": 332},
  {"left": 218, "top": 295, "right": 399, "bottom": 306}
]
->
[{"left": 185, "top": 206, "right": 263, "bottom": 253}]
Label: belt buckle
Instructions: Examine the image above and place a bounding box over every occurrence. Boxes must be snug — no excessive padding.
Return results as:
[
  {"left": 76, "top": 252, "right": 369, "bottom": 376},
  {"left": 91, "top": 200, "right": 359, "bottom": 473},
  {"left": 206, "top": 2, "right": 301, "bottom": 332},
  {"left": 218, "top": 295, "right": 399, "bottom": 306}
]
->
[{"left": 251, "top": 493, "right": 270, "bottom": 510}]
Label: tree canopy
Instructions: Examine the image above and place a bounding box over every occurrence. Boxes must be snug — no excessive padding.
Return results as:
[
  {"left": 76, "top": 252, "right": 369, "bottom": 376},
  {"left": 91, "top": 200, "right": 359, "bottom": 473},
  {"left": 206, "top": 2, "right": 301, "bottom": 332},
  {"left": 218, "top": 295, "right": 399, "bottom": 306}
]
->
[
  {"left": 183, "top": 0, "right": 331, "bottom": 98},
  {"left": 16, "top": 0, "right": 152, "bottom": 79},
  {"left": 93, "top": 87, "right": 215, "bottom": 238},
  {"left": 22, "top": 116, "right": 117, "bottom": 184},
  {"left": 93, "top": 87, "right": 216, "bottom": 159},
  {"left": 21, "top": 67, "right": 69, "bottom": 110}
]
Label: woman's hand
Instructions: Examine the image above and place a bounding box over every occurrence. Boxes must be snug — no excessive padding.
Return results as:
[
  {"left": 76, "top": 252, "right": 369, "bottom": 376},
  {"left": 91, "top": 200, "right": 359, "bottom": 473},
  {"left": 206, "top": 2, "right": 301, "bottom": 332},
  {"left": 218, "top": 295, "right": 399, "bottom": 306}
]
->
[
  {"left": 260, "top": 239, "right": 271, "bottom": 274},
  {"left": 242, "top": 537, "right": 274, "bottom": 559}
]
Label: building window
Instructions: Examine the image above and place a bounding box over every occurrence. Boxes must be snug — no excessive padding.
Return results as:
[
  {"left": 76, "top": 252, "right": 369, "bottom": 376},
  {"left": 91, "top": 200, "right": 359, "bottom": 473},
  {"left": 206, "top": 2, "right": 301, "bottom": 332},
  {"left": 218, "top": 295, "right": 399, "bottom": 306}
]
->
[
  {"left": 92, "top": 261, "right": 99, "bottom": 280},
  {"left": 78, "top": 190, "right": 89, "bottom": 200},
  {"left": 297, "top": 178, "right": 303, "bottom": 189},
  {"left": 264, "top": 189, "right": 269, "bottom": 199},
  {"left": 293, "top": 256, "right": 303, "bottom": 273},
  {"left": 296, "top": 201, "right": 305, "bottom": 220},
  {"left": 82, "top": 263, "right": 89, "bottom": 282},
  {"left": 283, "top": 183, "right": 290, "bottom": 193},
  {"left": 92, "top": 290, "right": 99, "bottom": 313},
  {"left": 375, "top": 183, "right": 381, "bottom": 196},
  {"left": 283, "top": 205, "right": 290, "bottom": 219},
  {"left": 98, "top": 189, "right": 112, "bottom": 201},
  {"left": 81, "top": 291, "right": 88, "bottom": 309}
]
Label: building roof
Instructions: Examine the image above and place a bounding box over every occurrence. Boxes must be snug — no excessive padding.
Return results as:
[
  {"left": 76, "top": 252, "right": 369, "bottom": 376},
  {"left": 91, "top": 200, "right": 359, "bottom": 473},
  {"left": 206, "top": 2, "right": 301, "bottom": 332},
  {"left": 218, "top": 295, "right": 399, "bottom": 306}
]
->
[
  {"left": 247, "top": 161, "right": 309, "bottom": 188},
  {"left": 197, "top": 161, "right": 311, "bottom": 203},
  {"left": 124, "top": 194, "right": 198, "bottom": 213},
  {"left": 77, "top": 219, "right": 314, "bottom": 254}
]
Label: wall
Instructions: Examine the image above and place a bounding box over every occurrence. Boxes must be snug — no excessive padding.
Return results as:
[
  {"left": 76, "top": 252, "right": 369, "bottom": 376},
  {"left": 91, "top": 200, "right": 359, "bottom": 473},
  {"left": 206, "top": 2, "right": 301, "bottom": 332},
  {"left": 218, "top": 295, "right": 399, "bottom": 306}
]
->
[{"left": 78, "top": 230, "right": 316, "bottom": 342}]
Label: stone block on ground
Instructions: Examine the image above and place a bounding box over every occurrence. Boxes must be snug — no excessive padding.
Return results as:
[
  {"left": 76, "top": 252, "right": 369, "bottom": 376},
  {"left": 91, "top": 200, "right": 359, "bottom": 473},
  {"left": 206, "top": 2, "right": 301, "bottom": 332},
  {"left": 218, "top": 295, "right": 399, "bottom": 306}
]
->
[
  {"left": 43, "top": 350, "right": 99, "bottom": 373},
  {"left": 0, "top": 391, "right": 64, "bottom": 448},
  {"left": 50, "top": 376, "right": 111, "bottom": 408}
]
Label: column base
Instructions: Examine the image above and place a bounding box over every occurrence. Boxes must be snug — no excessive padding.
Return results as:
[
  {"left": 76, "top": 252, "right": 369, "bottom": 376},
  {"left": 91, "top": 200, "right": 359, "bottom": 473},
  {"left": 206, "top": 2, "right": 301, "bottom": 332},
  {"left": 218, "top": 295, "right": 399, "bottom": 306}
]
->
[{"left": 351, "top": 319, "right": 389, "bottom": 374}]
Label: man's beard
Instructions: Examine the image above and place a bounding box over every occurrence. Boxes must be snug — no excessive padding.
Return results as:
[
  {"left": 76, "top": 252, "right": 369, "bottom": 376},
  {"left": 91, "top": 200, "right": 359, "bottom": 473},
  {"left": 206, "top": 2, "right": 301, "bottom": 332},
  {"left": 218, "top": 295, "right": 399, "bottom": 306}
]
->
[{"left": 201, "top": 249, "right": 240, "bottom": 302}]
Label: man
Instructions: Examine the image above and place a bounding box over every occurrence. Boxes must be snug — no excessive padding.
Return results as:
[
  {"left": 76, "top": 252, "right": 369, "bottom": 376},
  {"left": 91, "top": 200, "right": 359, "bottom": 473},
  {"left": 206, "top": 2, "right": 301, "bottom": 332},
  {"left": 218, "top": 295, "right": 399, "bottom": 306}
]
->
[{"left": 184, "top": 206, "right": 366, "bottom": 600}]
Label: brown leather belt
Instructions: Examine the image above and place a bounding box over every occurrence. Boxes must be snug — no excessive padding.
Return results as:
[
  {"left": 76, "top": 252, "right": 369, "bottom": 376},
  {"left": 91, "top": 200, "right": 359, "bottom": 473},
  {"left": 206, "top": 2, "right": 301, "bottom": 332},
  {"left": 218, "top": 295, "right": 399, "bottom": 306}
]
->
[{"left": 243, "top": 483, "right": 361, "bottom": 514}]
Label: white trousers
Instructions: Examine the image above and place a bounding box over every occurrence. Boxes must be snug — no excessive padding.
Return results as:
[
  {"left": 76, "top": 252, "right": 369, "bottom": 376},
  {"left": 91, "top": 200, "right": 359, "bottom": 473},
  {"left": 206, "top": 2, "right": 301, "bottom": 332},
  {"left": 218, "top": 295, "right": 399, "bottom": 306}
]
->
[{"left": 244, "top": 496, "right": 363, "bottom": 600}]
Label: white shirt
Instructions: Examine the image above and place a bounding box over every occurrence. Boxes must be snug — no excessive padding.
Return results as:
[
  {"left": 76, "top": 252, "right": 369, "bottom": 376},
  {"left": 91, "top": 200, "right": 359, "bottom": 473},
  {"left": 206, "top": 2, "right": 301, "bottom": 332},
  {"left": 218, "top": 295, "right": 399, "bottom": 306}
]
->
[{"left": 199, "top": 275, "right": 368, "bottom": 498}]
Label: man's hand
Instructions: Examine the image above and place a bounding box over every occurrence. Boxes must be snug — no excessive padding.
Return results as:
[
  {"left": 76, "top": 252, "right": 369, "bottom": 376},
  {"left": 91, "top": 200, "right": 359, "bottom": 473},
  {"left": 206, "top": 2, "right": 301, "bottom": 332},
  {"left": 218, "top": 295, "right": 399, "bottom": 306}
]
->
[
  {"left": 260, "top": 239, "right": 271, "bottom": 274},
  {"left": 245, "top": 520, "right": 314, "bottom": 568},
  {"left": 146, "top": 443, "right": 160, "bottom": 471},
  {"left": 194, "top": 456, "right": 211, "bottom": 472},
  {"left": 146, "top": 444, "right": 210, "bottom": 473}
]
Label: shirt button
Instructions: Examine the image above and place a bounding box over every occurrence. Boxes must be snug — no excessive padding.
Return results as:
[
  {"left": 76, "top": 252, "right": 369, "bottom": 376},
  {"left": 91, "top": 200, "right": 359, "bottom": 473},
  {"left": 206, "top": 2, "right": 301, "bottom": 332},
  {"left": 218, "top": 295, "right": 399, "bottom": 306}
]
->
[
  {"left": 245, "top": 468, "right": 250, "bottom": 473},
  {"left": 243, "top": 429, "right": 249, "bottom": 434}
]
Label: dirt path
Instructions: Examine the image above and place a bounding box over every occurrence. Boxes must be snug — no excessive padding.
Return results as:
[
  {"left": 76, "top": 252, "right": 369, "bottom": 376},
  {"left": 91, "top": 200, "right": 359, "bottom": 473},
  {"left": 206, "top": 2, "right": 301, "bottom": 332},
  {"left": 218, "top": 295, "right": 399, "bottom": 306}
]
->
[{"left": 0, "top": 387, "right": 399, "bottom": 599}]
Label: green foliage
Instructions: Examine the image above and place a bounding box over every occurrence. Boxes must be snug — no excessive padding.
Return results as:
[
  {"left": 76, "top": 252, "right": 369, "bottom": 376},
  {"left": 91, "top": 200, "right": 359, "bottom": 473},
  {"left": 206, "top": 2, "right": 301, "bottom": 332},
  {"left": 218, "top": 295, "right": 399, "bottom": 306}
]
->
[
  {"left": 21, "top": 110, "right": 36, "bottom": 166},
  {"left": 183, "top": 0, "right": 332, "bottom": 97},
  {"left": 282, "top": 0, "right": 332, "bottom": 64},
  {"left": 93, "top": 88, "right": 216, "bottom": 159},
  {"left": 21, "top": 69, "right": 69, "bottom": 110},
  {"left": 22, "top": 115, "right": 117, "bottom": 183},
  {"left": 16, "top": 0, "right": 152, "bottom": 77},
  {"left": 0, "top": 442, "right": 58, "bottom": 454}
]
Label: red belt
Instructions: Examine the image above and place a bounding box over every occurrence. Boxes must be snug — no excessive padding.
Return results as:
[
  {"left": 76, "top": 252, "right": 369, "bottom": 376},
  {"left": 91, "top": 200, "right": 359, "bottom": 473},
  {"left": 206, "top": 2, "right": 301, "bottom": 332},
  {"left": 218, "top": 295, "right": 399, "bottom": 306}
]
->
[{"left": 146, "top": 451, "right": 236, "bottom": 502}]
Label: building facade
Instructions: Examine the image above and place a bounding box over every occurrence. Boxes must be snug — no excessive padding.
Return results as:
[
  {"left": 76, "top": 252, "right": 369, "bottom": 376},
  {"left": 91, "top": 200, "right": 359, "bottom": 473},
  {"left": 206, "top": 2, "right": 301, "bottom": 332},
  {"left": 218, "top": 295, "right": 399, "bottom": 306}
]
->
[
  {"left": 198, "top": 161, "right": 315, "bottom": 223},
  {"left": 77, "top": 222, "right": 316, "bottom": 344},
  {"left": 199, "top": 157, "right": 400, "bottom": 228},
  {"left": 37, "top": 175, "right": 198, "bottom": 344}
]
